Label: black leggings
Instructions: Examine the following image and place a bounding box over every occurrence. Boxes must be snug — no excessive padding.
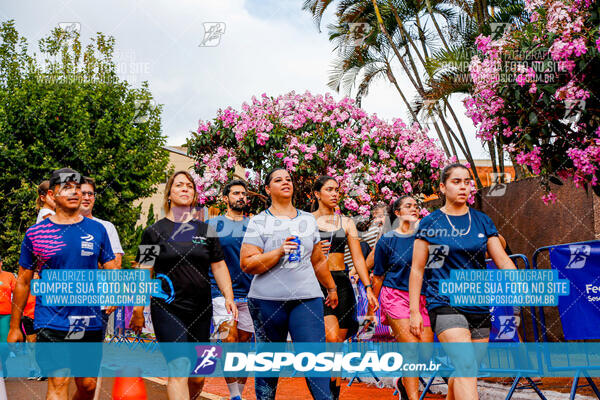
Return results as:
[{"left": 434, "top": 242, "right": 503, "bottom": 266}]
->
[{"left": 321, "top": 270, "right": 358, "bottom": 338}]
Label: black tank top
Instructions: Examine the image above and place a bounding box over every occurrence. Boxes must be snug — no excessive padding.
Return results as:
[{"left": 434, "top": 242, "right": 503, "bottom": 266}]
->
[{"left": 318, "top": 227, "right": 347, "bottom": 254}]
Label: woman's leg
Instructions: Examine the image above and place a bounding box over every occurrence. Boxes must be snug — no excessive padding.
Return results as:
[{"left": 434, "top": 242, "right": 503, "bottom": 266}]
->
[
  {"left": 188, "top": 377, "right": 205, "bottom": 400},
  {"left": 248, "top": 298, "right": 290, "bottom": 400},
  {"left": 388, "top": 317, "right": 434, "bottom": 400},
  {"left": 166, "top": 358, "right": 192, "bottom": 400},
  {"left": 324, "top": 315, "right": 341, "bottom": 399},
  {"left": 288, "top": 298, "right": 330, "bottom": 400},
  {"left": 438, "top": 328, "right": 478, "bottom": 400},
  {"left": 151, "top": 304, "right": 199, "bottom": 400}
]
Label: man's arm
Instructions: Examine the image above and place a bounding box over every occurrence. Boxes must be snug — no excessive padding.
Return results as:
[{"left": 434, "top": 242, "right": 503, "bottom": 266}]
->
[
  {"left": 101, "top": 257, "right": 119, "bottom": 270},
  {"left": 7, "top": 267, "right": 34, "bottom": 342}
]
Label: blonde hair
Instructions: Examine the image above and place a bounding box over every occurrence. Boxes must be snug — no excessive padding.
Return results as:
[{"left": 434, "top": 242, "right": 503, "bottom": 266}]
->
[
  {"left": 36, "top": 180, "right": 50, "bottom": 210},
  {"left": 163, "top": 171, "right": 198, "bottom": 214}
]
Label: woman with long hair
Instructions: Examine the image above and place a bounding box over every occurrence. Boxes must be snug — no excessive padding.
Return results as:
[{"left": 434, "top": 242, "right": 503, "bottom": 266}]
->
[
  {"left": 240, "top": 167, "right": 338, "bottom": 400},
  {"left": 311, "top": 175, "right": 378, "bottom": 399},
  {"left": 409, "top": 163, "right": 517, "bottom": 400},
  {"left": 372, "top": 196, "right": 433, "bottom": 400},
  {"left": 130, "top": 170, "right": 238, "bottom": 400}
]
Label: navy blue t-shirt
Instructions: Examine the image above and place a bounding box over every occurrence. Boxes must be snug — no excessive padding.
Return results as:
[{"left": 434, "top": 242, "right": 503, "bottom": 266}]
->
[
  {"left": 207, "top": 216, "right": 252, "bottom": 299},
  {"left": 373, "top": 231, "right": 418, "bottom": 293},
  {"left": 19, "top": 218, "right": 115, "bottom": 331},
  {"left": 415, "top": 208, "right": 498, "bottom": 313}
]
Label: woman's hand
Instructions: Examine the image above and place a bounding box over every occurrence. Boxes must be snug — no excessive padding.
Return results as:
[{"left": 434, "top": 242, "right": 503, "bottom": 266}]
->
[
  {"left": 409, "top": 309, "right": 423, "bottom": 339},
  {"left": 325, "top": 289, "right": 338, "bottom": 309},
  {"left": 366, "top": 288, "right": 379, "bottom": 312},
  {"left": 348, "top": 267, "right": 358, "bottom": 283},
  {"left": 225, "top": 297, "right": 239, "bottom": 320},
  {"left": 129, "top": 308, "right": 146, "bottom": 335},
  {"left": 281, "top": 236, "right": 299, "bottom": 256},
  {"left": 319, "top": 240, "right": 331, "bottom": 257}
]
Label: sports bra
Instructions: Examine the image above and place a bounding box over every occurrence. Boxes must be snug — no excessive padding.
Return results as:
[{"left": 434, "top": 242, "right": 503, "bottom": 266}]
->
[{"left": 318, "top": 227, "right": 347, "bottom": 254}]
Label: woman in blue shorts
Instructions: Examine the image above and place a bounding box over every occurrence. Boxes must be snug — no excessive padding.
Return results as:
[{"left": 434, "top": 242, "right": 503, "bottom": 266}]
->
[{"left": 409, "top": 163, "right": 517, "bottom": 400}]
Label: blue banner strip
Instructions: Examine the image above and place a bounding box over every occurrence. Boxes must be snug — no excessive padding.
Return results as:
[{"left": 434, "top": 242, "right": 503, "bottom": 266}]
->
[{"left": 3, "top": 343, "right": 600, "bottom": 378}]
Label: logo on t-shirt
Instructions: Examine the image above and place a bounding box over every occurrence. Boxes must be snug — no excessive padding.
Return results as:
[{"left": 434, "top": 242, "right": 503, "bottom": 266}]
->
[
  {"left": 65, "top": 316, "right": 95, "bottom": 340},
  {"left": 565, "top": 244, "right": 591, "bottom": 269},
  {"left": 192, "top": 235, "right": 207, "bottom": 245},
  {"left": 425, "top": 244, "right": 449, "bottom": 269},
  {"left": 172, "top": 222, "right": 195, "bottom": 240},
  {"left": 81, "top": 234, "right": 94, "bottom": 255}
]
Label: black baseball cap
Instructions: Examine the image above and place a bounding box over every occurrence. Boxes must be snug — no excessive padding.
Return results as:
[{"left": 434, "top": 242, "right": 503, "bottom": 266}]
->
[{"left": 49, "top": 168, "right": 83, "bottom": 188}]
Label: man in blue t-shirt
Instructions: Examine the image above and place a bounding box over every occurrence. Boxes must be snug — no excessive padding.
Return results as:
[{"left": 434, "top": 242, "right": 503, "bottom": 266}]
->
[
  {"left": 207, "top": 180, "right": 253, "bottom": 400},
  {"left": 7, "top": 168, "right": 118, "bottom": 400}
]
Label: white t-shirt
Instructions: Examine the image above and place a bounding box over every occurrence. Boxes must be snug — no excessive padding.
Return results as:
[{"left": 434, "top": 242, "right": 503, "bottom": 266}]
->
[
  {"left": 242, "top": 210, "right": 322, "bottom": 301},
  {"left": 92, "top": 217, "right": 124, "bottom": 254},
  {"left": 36, "top": 208, "right": 55, "bottom": 224}
]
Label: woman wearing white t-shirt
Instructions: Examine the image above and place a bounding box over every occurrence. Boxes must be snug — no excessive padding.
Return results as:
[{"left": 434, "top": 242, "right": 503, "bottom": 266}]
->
[{"left": 241, "top": 167, "right": 338, "bottom": 400}]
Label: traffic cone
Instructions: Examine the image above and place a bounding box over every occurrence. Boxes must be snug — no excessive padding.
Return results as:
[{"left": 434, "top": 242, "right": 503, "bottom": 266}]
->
[{"left": 112, "top": 376, "right": 147, "bottom": 400}]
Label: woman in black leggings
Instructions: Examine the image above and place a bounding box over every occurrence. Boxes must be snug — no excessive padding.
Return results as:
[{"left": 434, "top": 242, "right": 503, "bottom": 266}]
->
[
  {"left": 130, "top": 171, "right": 238, "bottom": 400},
  {"left": 311, "top": 175, "right": 378, "bottom": 399}
]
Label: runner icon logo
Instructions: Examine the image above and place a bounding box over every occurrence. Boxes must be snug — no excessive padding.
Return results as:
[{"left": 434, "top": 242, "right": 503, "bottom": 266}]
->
[
  {"left": 496, "top": 316, "right": 520, "bottom": 340},
  {"left": 425, "top": 244, "right": 449, "bottom": 269},
  {"left": 192, "top": 345, "right": 223, "bottom": 375},
  {"left": 565, "top": 244, "right": 591, "bottom": 269},
  {"left": 138, "top": 245, "right": 160, "bottom": 267},
  {"left": 66, "top": 316, "right": 93, "bottom": 340}
]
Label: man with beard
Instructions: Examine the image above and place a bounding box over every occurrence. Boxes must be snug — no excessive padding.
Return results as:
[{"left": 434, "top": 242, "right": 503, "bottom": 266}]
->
[{"left": 207, "top": 180, "right": 254, "bottom": 400}]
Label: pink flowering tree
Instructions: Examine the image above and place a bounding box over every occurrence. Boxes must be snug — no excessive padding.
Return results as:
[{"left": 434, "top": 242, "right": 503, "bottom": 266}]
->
[
  {"left": 187, "top": 91, "right": 448, "bottom": 217},
  {"left": 465, "top": 0, "right": 600, "bottom": 203}
]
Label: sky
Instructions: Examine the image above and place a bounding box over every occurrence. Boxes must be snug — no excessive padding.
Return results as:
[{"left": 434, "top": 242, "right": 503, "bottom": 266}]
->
[{"left": 0, "top": 0, "right": 491, "bottom": 160}]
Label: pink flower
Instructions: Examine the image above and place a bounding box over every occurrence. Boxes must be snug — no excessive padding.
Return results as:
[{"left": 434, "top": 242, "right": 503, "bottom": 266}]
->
[
  {"left": 529, "top": 83, "right": 537, "bottom": 94},
  {"left": 275, "top": 152, "right": 284, "bottom": 158},
  {"left": 542, "top": 192, "right": 557, "bottom": 205}
]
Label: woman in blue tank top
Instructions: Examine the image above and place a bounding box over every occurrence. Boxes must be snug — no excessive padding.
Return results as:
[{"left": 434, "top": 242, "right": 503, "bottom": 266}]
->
[{"left": 409, "top": 163, "right": 517, "bottom": 400}]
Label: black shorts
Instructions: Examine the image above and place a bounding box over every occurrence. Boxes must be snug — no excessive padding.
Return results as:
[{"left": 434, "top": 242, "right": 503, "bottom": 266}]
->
[
  {"left": 321, "top": 271, "right": 358, "bottom": 337},
  {"left": 151, "top": 300, "right": 212, "bottom": 363},
  {"left": 428, "top": 306, "right": 492, "bottom": 340},
  {"left": 151, "top": 300, "right": 212, "bottom": 343},
  {"left": 36, "top": 328, "right": 103, "bottom": 377},
  {"left": 20, "top": 316, "right": 35, "bottom": 337}
]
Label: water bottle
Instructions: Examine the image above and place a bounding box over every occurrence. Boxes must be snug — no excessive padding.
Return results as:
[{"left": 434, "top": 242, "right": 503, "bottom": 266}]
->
[{"left": 288, "top": 236, "right": 302, "bottom": 262}]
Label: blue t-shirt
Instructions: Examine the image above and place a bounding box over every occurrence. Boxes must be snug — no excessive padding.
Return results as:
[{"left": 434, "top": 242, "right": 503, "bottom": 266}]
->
[
  {"left": 19, "top": 218, "right": 115, "bottom": 331},
  {"left": 415, "top": 208, "right": 498, "bottom": 313},
  {"left": 207, "top": 216, "right": 252, "bottom": 299},
  {"left": 373, "top": 230, "right": 418, "bottom": 293}
]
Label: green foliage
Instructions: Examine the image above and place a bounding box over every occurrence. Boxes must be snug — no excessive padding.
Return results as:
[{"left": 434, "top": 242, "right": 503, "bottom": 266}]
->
[{"left": 0, "top": 20, "right": 169, "bottom": 271}]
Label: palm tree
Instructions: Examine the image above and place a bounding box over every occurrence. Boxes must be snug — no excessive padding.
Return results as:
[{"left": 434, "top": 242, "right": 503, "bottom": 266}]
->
[{"left": 303, "top": 0, "right": 486, "bottom": 187}]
